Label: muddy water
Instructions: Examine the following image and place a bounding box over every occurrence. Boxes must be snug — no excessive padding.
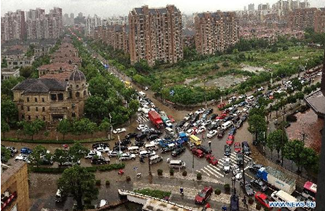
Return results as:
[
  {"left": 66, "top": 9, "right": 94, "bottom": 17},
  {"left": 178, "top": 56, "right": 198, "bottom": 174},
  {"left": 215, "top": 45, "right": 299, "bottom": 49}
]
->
[{"left": 286, "top": 109, "right": 323, "bottom": 153}]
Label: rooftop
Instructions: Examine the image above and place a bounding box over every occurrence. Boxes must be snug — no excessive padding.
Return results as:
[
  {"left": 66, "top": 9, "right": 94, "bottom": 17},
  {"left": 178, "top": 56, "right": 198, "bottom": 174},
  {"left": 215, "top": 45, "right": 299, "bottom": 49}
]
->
[
  {"left": 37, "top": 62, "right": 75, "bottom": 72},
  {"left": 1, "top": 162, "right": 26, "bottom": 185},
  {"left": 12, "top": 78, "right": 67, "bottom": 93},
  {"left": 305, "top": 90, "right": 325, "bottom": 118}
]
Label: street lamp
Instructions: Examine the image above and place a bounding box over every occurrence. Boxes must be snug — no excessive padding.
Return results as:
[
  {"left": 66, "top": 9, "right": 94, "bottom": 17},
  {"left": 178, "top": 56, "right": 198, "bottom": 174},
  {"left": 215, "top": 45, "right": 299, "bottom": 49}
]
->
[{"left": 109, "top": 113, "right": 112, "bottom": 140}]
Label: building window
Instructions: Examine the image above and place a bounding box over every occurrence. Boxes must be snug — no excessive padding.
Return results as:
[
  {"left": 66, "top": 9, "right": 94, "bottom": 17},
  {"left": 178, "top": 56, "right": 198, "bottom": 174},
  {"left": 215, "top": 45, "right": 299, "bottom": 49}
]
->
[
  {"left": 21, "top": 105, "right": 24, "bottom": 110},
  {"left": 43, "top": 116, "right": 45, "bottom": 121},
  {"left": 58, "top": 93, "right": 64, "bottom": 101},
  {"left": 83, "top": 90, "right": 87, "bottom": 96},
  {"left": 42, "top": 107, "right": 45, "bottom": 112},
  {"left": 27, "top": 107, "right": 30, "bottom": 111},
  {"left": 35, "top": 97, "right": 38, "bottom": 102},
  {"left": 42, "top": 98, "right": 45, "bottom": 102},
  {"left": 76, "top": 85, "right": 79, "bottom": 88},
  {"left": 72, "top": 113, "right": 76, "bottom": 117},
  {"left": 51, "top": 94, "right": 57, "bottom": 101},
  {"left": 36, "top": 107, "right": 38, "bottom": 111},
  {"left": 27, "top": 97, "right": 30, "bottom": 102},
  {"left": 76, "top": 92, "right": 80, "bottom": 98},
  {"left": 36, "top": 116, "right": 39, "bottom": 119},
  {"left": 22, "top": 114, "right": 25, "bottom": 119},
  {"left": 28, "top": 115, "right": 31, "bottom": 120}
]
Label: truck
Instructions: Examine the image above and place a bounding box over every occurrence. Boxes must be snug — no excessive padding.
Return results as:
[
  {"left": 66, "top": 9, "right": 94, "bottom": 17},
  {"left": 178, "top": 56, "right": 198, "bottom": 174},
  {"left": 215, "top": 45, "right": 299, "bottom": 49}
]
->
[
  {"left": 148, "top": 110, "right": 164, "bottom": 129},
  {"left": 256, "top": 166, "right": 296, "bottom": 194}
]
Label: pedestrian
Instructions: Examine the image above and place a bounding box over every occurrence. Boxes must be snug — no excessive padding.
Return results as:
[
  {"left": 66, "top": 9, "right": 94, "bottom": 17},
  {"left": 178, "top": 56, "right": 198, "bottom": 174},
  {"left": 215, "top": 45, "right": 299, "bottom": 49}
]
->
[
  {"left": 180, "top": 187, "right": 184, "bottom": 197},
  {"left": 208, "top": 140, "right": 212, "bottom": 148},
  {"left": 222, "top": 205, "right": 227, "bottom": 211}
]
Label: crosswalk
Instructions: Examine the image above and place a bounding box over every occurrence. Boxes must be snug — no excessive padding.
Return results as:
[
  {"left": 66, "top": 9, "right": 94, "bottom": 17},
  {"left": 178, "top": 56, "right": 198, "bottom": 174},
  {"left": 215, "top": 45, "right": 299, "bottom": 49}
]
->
[
  {"left": 197, "top": 152, "right": 252, "bottom": 179},
  {"left": 136, "top": 116, "right": 149, "bottom": 124}
]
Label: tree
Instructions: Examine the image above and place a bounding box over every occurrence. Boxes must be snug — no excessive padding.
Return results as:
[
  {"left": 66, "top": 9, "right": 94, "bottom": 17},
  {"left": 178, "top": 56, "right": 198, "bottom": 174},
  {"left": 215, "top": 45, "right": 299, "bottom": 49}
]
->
[
  {"left": 54, "top": 148, "right": 70, "bottom": 166},
  {"left": 1, "top": 120, "right": 10, "bottom": 139},
  {"left": 56, "top": 119, "right": 71, "bottom": 140},
  {"left": 18, "top": 119, "right": 45, "bottom": 140},
  {"left": 1, "top": 146, "right": 11, "bottom": 162},
  {"left": 1, "top": 98, "right": 18, "bottom": 126},
  {"left": 57, "top": 166, "right": 98, "bottom": 210},
  {"left": 84, "top": 96, "right": 109, "bottom": 122},
  {"left": 248, "top": 114, "right": 267, "bottom": 144},
  {"left": 283, "top": 140, "right": 305, "bottom": 171},
  {"left": 68, "top": 142, "right": 89, "bottom": 163},
  {"left": 29, "top": 145, "right": 48, "bottom": 167},
  {"left": 128, "top": 99, "right": 140, "bottom": 115},
  {"left": 1, "top": 76, "right": 24, "bottom": 98},
  {"left": 99, "top": 118, "right": 110, "bottom": 138},
  {"left": 267, "top": 130, "right": 288, "bottom": 161},
  {"left": 300, "top": 147, "right": 319, "bottom": 174},
  {"left": 20, "top": 66, "right": 35, "bottom": 78}
]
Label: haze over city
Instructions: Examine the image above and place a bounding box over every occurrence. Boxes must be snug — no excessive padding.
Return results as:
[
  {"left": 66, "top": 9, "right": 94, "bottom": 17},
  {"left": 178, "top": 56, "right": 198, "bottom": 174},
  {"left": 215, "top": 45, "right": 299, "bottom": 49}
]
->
[{"left": 1, "top": 0, "right": 325, "bottom": 16}]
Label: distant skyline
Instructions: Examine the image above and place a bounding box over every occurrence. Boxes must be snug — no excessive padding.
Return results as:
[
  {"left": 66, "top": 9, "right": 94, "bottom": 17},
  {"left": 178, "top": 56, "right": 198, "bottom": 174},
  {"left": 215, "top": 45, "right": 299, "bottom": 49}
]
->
[{"left": 1, "top": 0, "right": 325, "bottom": 18}]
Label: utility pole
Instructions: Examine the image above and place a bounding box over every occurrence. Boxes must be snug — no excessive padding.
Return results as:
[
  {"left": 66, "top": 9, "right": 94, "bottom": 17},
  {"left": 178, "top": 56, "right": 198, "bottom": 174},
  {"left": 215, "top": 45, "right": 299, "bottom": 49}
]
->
[
  {"left": 192, "top": 151, "right": 194, "bottom": 174},
  {"left": 109, "top": 113, "right": 112, "bottom": 140}
]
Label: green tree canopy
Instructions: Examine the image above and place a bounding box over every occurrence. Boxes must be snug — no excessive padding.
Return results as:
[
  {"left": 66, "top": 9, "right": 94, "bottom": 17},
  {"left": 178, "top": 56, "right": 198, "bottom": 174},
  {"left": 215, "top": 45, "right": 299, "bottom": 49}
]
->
[
  {"left": 54, "top": 148, "right": 70, "bottom": 166},
  {"left": 1, "top": 146, "right": 11, "bottom": 162},
  {"left": 29, "top": 145, "right": 49, "bottom": 167},
  {"left": 283, "top": 140, "right": 305, "bottom": 171},
  {"left": 267, "top": 129, "right": 288, "bottom": 159},
  {"left": 248, "top": 114, "right": 267, "bottom": 143},
  {"left": 18, "top": 119, "right": 45, "bottom": 140},
  {"left": 1, "top": 120, "right": 10, "bottom": 139},
  {"left": 68, "top": 142, "right": 89, "bottom": 163},
  {"left": 57, "top": 166, "right": 98, "bottom": 210},
  {"left": 1, "top": 98, "right": 18, "bottom": 126},
  {"left": 56, "top": 119, "right": 71, "bottom": 140}
]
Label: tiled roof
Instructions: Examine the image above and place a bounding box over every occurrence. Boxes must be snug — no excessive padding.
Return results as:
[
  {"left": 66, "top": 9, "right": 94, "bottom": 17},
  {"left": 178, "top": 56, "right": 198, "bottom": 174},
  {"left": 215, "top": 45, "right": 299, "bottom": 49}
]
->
[
  {"left": 37, "top": 62, "right": 75, "bottom": 72},
  {"left": 40, "top": 71, "right": 72, "bottom": 81},
  {"left": 12, "top": 78, "right": 67, "bottom": 93}
]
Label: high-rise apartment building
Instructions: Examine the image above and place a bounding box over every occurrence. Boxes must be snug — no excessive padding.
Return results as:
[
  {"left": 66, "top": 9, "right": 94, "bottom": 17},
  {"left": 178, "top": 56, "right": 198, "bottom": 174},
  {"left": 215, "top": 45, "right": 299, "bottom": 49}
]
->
[
  {"left": 97, "top": 24, "right": 129, "bottom": 53},
  {"left": 1, "top": 10, "right": 26, "bottom": 41},
  {"left": 194, "top": 11, "right": 239, "bottom": 55},
  {"left": 128, "top": 5, "right": 183, "bottom": 66},
  {"left": 248, "top": 4, "right": 255, "bottom": 11},
  {"left": 315, "top": 8, "right": 325, "bottom": 33},
  {"left": 288, "top": 8, "right": 318, "bottom": 30}
]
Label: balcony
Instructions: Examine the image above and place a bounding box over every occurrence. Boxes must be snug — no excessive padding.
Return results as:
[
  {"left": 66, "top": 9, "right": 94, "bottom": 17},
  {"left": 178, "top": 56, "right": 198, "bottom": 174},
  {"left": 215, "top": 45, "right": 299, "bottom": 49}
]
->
[
  {"left": 50, "top": 107, "right": 68, "bottom": 114},
  {"left": 1, "top": 191, "right": 17, "bottom": 210}
]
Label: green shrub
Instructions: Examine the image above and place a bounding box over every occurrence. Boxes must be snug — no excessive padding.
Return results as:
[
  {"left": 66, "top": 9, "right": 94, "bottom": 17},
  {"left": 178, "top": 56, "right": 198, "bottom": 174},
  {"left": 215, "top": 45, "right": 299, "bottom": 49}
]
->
[
  {"left": 286, "top": 115, "right": 297, "bottom": 122},
  {"left": 256, "top": 203, "right": 262, "bottom": 210},
  {"left": 197, "top": 173, "right": 202, "bottom": 180},
  {"left": 224, "top": 184, "right": 230, "bottom": 193},
  {"left": 182, "top": 171, "right": 187, "bottom": 177},
  {"left": 134, "top": 188, "right": 171, "bottom": 199},
  {"left": 157, "top": 169, "right": 163, "bottom": 176},
  {"left": 105, "top": 180, "right": 110, "bottom": 186},
  {"left": 3, "top": 137, "right": 109, "bottom": 144},
  {"left": 96, "top": 179, "right": 101, "bottom": 186},
  {"left": 214, "top": 189, "right": 221, "bottom": 195},
  {"left": 248, "top": 197, "right": 254, "bottom": 204},
  {"left": 169, "top": 169, "right": 174, "bottom": 176}
]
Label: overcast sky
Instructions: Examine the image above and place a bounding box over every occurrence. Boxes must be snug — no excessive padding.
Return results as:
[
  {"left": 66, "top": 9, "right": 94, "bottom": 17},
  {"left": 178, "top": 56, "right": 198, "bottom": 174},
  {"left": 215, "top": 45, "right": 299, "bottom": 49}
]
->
[{"left": 2, "top": 0, "right": 325, "bottom": 17}]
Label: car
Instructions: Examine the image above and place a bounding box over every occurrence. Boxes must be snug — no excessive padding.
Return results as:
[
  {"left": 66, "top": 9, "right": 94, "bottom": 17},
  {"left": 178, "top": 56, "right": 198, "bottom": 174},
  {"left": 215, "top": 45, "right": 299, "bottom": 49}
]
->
[
  {"left": 137, "top": 124, "right": 148, "bottom": 131},
  {"left": 216, "top": 113, "right": 227, "bottom": 120},
  {"left": 226, "top": 135, "right": 234, "bottom": 145},
  {"left": 236, "top": 153, "right": 244, "bottom": 166},
  {"left": 257, "top": 87, "right": 264, "bottom": 92},
  {"left": 135, "top": 133, "right": 147, "bottom": 141},
  {"left": 255, "top": 192, "right": 271, "bottom": 209},
  {"left": 198, "top": 145, "right": 212, "bottom": 154},
  {"left": 232, "top": 166, "right": 243, "bottom": 180},
  {"left": 15, "top": 154, "right": 30, "bottom": 163},
  {"left": 240, "top": 181, "right": 254, "bottom": 196},
  {"left": 206, "top": 155, "right": 218, "bottom": 166},
  {"left": 224, "top": 145, "right": 231, "bottom": 156},
  {"left": 209, "top": 114, "right": 217, "bottom": 120},
  {"left": 125, "top": 133, "right": 137, "bottom": 139},
  {"left": 228, "top": 127, "right": 237, "bottom": 135},
  {"left": 20, "top": 147, "right": 32, "bottom": 154},
  {"left": 217, "top": 130, "right": 225, "bottom": 138},
  {"left": 204, "top": 108, "right": 213, "bottom": 115},
  {"left": 107, "top": 150, "right": 122, "bottom": 158},
  {"left": 85, "top": 150, "right": 100, "bottom": 159},
  {"left": 224, "top": 116, "right": 234, "bottom": 122},
  {"left": 235, "top": 120, "right": 243, "bottom": 129},
  {"left": 207, "top": 130, "right": 217, "bottom": 138},
  {"left": 230, "top": 193, "right": 239, "bottom": 211},
  {"left": 171, "top": 147, "right": 186, "bottom": 157},
  {"left": 192, "top": 148, "right": 204, "bottom": 158},
  {"left": 113, "top": 128, "right": 126, "bottom": 134},
  {"left": 251, "top": 179, "right": 268, "bottom": 192},
  {"left": 92, "top": 142, "right": 109, "bottom": 149},
  {"left": 195, "top": 108, "right": 205, "bottom": 115},
  {"left": 242, "top": 141, "right": 251, "bottom": 155},
  {"left": 91, "top": 156, "right": 110, "bottom": 164},
  {"left": 168, "top": 115, "right": 175, "bottom": 123},
  {"left": 195, "top": 187, "right": 213, "bottom": 204},
  {"left": 96, "top": 146, "right": 110, "bottom": 153},
  {"left": 201, "top": 120, "right": 212, "bottom": 127},
  {"left": 6, "top": 146, "right": 18, "bottom": 154},
  {"left": 218, "top": 103, "right": 226, "bottom": 109},
  {"left": 249, "top": 164, "right": 264, "bottom": 174},
  {"left": 119, "top": 153, "right": 136, "bottom": 161},
  {"left": 139, "top": 150, "right": 156, "bottom": 158},
  {"left": 207, "top": 124, "right": 219, "bottom": 131},
  {"left": 148, "top": 134, "right": 160, "bottom": 141},
  {"left": 234, "top": 142, "right": 241, "bottom": 153},
  {"left": 223, "top": 157, "right": 231, "bottom": 173}
]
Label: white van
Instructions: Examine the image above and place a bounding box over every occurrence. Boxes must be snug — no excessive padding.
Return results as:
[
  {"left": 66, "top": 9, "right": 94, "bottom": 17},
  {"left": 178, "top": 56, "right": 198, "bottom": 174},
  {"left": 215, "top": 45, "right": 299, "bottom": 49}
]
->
[
  {"left": 247, "top": 95, "right": 254, "bottom": 101},
  {"left": 145, "top": 143, "right": 158, "bottom": 151},
  {"left": 138, "top": 91, "right": 146, "bottom": 98},
  {"left": 167, "top": 159, "right": 186, "bottom": 169},
  {"left": 271, "top": 190, "right": 297, "bottom": 211},
  {"left": 149, "top": 155, "right": 163, "bottom": 164},
  {"left": 127, "top": 146, "right": 140, "bottom": 154},
  {"left": 222, "top": 121, "right": 233, "bottom": 130},
  {"left": 139, "top": 150, "right": 156, "bottom": 158}
]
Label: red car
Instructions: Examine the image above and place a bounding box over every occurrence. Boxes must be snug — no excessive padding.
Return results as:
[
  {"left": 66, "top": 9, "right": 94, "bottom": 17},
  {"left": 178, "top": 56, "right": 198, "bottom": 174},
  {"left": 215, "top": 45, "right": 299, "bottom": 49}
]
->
[
  {"left": 192, "top": 148, "right": 204, "bottom": 158},
  {"left": 216, "top": 113, "right": 227, "bottom": 120},
  {"left": 206, "top": 155, "right": 218, "bottom": 166},
  {"left": 195, "top": 186, "right": 213, "bottom": 204},
  {"left": 226, "top": 135, "right": 234, "bottom": 145},
  {"left": 168, "top": 115, "right": 175, "bottom": 123},
  {"left": 234, "top": 142, "right": 241, "bottom": 153},
  {"left": 218, "top": 103, "right": 226, "bottom": 109},
  {"left": 255, "top": 192, "right": 271, "bottom": 210}
]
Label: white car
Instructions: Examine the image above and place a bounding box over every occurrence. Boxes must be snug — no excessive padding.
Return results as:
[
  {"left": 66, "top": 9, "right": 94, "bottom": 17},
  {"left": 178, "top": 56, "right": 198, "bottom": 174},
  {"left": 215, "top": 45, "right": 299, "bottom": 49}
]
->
[
  {"left": 223, "top": 157, "right": 231, "bottom": 173},
  {"left": 139, "top": 150, "right": 156, "bottom": 158},
  {"left": 197, "top": 126, "right": 206, "bottom": 134},
  {"left": 85, "top": 150, "right": 101, "bottom": 159},
  {"left": 96, "top": 146, "right": 110, "bottom": 153},
  {"left": 165, "top": 120, "right": 173, "bottom": 128},
  {"left": 186, "top": 128, "right": 195, "bottom": 136},
  {"left": 137, "top": 124, "right": 148, "bottom": 131},
  {"left": 232, "top": 166, "right": 243, "bottom": 180},
  {"left": 15, "top": 154, "right": 30, "bottom": 163},
  {"left": 113, "top": 128, "right": 126, "bottom": 134},
  {"left": 195, "top": 108, "right": 205, "bottom": 115},
  {"left": 257, "top": 87, "right": 264, "bottom": 92},
  {"left": 119, "top": 153, "right": 136, "bottom": 161},
  {"left": 207, "top": 130, "right": 217, "bottom": 138},
  {"left": 108, "top": 150, "right": 122, "bottom": 158}
]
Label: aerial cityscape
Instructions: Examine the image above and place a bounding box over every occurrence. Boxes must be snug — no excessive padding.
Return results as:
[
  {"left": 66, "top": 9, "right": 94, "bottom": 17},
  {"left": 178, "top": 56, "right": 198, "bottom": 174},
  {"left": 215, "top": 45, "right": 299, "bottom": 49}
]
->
[{"left": 1, "top": 0, "right": 325, "bottom": 211}]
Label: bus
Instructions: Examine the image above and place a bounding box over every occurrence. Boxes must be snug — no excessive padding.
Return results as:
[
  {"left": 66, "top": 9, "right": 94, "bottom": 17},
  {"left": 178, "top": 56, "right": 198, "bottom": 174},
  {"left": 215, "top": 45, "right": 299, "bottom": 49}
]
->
[
  {"left": 271, "top": 190, "right": 297, "bottom": 211},
  {"left": 302, "top": 181, "right": 317, "bottom": 201},
  {"left": 190, "top": 135, "right": 201, "bottom": 146}
]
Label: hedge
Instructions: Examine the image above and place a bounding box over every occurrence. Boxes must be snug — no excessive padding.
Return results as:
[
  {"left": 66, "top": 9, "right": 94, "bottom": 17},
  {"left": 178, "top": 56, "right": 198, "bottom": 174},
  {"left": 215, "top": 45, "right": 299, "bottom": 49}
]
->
[
  {"left": 30, "top": 163, "right": 125, "bottom": 174},
  {"left": 3, "top": 137, "right": 110, "bottom": 144},
  {"left": 134, "top": 188, "right": 171, "bottom": 199}
]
